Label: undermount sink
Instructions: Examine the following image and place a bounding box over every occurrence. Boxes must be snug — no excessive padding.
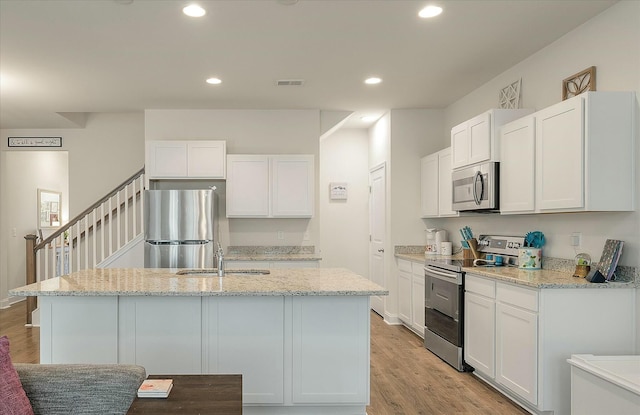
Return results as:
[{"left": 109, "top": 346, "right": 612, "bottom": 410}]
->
[{"left": 176, "top": 269, "right": 270, "bottom": 276}]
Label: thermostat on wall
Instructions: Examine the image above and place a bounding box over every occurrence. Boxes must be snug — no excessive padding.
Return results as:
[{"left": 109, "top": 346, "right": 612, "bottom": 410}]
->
[{"left": 329, "top": 182, "right": 348, "bottom": 200}]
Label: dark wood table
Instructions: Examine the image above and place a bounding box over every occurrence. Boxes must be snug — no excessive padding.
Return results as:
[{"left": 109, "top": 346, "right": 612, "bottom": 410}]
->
[{"left": 127, "top": 374, "right": 242, "bottom": 415}]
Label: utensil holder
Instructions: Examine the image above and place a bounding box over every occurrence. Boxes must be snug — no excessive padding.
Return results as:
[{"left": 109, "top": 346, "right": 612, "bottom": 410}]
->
[
  {"left": 462, "top": 248, "right": 474, "bottom": 267},
  {"left": 519, "top": 248, "right": 542, "bottom": 269}
]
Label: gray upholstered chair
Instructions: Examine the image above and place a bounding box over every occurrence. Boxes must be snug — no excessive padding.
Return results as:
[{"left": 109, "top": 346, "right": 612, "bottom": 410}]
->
[{"left": 14, "top": 363, "right": 146, "bottom": 415}]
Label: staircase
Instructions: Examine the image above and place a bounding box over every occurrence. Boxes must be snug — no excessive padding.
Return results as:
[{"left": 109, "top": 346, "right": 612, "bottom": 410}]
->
[{"left": 24, "top": 168, "right": 145, "bottom": 324}]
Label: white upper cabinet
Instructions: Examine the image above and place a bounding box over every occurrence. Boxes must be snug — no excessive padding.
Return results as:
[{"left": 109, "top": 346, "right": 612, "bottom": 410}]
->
[
  {"left": 226, "top": 155, "right": 270, "bottom": 217},
  {"left": 500, "top": 116, "right": 536, "bottom": 213},
  {"left": 146, "top": 140, "right": 226, "bottom": 179},
  {"left": 451, "top": 109, "right": 534, "bottom": 170},
  {"left": 500, "top": 91, "right": 635, "bottom": 214},
  {"left": 227, "top": 154, "right": 314, "bottom": 218},
  {"left": 271, "top": 156, "right": 315, "bottom": 217},
  {"left": 420, "top": 153, "right": 439, "bottom": 217},
  {"left": 421, "top": 147, "right": 458, "bottom": 218}
]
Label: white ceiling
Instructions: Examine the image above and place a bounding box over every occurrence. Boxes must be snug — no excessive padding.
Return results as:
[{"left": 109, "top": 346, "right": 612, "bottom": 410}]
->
[{"left": 0, "top": 0, "right": 617, "bottom": 130}]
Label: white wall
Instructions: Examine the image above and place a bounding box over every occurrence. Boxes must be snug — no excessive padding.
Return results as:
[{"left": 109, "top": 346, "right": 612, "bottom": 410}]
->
[
  {"left": 319, "top": 128, "right": 369, "bottom": 276},
  {"left": 145, "top": 109, "right": 320, "bottom": 249},
  {"left": 433, "top": 1, "right": 640, "bottom": 267},
  {"left": 0, "top": 112, "right": 145, "bottom": 305},
  {"left": 0, "top": 151, "right": 68, "bottom": 306}
]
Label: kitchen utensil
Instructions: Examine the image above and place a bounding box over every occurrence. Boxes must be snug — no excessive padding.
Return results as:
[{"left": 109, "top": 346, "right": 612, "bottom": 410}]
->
[
  {"left": 524, "top": 231, "right": 546, "bottom": 248},
  {"left": 467, "top": 238, "right": 480, "bottom": 259}
]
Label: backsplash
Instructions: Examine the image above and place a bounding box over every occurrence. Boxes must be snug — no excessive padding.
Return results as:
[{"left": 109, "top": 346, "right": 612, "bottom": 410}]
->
[{"left": 227, "top": 246, "right": 315, "bottom": 255}]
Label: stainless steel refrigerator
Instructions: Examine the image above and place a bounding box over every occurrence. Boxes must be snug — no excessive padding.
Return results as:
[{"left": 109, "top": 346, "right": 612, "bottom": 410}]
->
[{"left": 144, "top": 189, "right": 218, "bottom": 268}]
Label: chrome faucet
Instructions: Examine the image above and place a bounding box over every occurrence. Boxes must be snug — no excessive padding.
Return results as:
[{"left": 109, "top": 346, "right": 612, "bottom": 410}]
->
[{"left": 216, "top": 242, "right": 225, "bottom": 276}]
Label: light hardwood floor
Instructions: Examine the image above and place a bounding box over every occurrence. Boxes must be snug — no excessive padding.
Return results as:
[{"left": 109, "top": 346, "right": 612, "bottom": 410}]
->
[{"left": 1, "top": 301, "right": 527, "bottom": 414}]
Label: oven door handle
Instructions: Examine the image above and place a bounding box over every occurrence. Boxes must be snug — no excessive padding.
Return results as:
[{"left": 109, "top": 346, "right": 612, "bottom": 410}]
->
[{"left": 424, "top": 267, "right": 461, "bottom": 284}]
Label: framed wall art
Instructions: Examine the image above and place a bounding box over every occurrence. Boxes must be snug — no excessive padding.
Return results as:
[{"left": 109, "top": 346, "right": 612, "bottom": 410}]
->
[
  {"left": 8, "top": 137, "right": 62, "bottom": 148},
  {"left": 38, "top": 189, "right": 62, "bottom": 229}
]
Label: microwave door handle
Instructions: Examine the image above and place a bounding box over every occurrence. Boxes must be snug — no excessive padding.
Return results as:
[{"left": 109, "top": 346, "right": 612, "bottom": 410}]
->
[{"left": 473, "top": 171, "right": 483, "bottom": 205}]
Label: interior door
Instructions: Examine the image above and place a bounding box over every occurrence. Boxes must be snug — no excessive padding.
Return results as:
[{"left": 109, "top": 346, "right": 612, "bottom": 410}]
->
[{"left": 369, "top": 164, "right": 386, "bottom": 316}]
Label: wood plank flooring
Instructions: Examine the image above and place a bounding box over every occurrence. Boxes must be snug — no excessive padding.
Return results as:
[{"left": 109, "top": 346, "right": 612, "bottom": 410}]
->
[{"left": 1, "top": 301, "right": 527, "bottom": 414}]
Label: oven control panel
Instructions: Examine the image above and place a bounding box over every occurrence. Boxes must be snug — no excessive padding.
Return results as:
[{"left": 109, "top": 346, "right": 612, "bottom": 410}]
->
[{"left": 476, "top": 234, "right": 525, "bottom": 258}]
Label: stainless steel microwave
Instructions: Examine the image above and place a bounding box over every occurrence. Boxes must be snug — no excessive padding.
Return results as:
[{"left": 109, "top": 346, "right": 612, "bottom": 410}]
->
[{"left": 451, "top": 162, "right": 499, "bottom": 211}]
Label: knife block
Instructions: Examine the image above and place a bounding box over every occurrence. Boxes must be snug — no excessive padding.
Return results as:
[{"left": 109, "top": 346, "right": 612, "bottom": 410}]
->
[{"left": 462, "top": 247, "right": 475, "bottom": 267}]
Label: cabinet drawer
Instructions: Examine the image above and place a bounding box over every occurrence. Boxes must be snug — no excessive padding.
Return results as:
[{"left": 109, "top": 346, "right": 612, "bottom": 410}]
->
[
  {"left": 466, "top": 275, "right": 496, "bottom": 299},
  {"left": 397, "top": 259, "right": 413, "bottom": 273},
  {"left": 497, "top": 283, "right": 538, "bottom": 312}
]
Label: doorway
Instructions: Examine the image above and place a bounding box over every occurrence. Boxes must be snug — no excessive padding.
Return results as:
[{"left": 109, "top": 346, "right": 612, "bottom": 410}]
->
[{"left": 369, "top": 163, "right": 386, "bottom": 316}]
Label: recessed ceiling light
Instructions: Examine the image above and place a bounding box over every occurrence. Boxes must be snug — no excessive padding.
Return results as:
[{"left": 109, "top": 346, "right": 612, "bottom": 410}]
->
[
  {"left": 364, "top": 77, "right": 382, "bottom": 85},
  {"left": 206, "top": 77, "right": 222, "bottom": 85},
  {"left": 419, "top": 5, "right": 443, "bottom": 18},
  {"left": 183, "top": 4, "right": 206, "bottom": 17}
]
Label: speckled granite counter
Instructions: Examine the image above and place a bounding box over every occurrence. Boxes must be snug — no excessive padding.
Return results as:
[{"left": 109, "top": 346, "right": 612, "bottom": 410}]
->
[
  {"left": 394, "top": 249, "right": 637, "bottom": 289},
  {"left": 226, "top": 253, "right": 322, "bottom": 262},
  {"left": 9, "top": 267, "right": 387, "bottom": 297},
  {"left": 225, "top": 245, "right": 322, "bottom": 262},
  {"left": 463, "top": 266, "right": 636, "bottom": 289}
]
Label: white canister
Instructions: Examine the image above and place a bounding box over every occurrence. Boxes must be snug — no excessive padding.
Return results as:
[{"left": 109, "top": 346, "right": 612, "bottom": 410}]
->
[
  {"left": 435, "top": 230, "right": 448, "bottom": 254},
  {"left": 519, "top": 248, "right": 542, "bottom": 269},
  {"left": 425, "top": 229, "right": 438, "bottom": 255},
  {"left": 440, "top": 241, "right": 453, "bottom": 256}
]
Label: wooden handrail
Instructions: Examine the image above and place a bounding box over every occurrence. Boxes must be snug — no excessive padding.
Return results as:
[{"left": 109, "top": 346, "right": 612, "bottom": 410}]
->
[
  {"left": 24, "top": 235, "right": 38, "bottom": 325},
  {"left": 35, "top": 167, "right": 145, "bottom": 251}
]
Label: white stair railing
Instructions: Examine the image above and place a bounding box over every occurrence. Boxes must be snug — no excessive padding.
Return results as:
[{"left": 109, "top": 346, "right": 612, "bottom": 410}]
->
[{"left": 24, "top": 168, "right": 145, "bottom": 324}]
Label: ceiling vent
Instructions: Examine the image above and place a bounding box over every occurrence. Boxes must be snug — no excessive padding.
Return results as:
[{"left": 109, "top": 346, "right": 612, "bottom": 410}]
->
[{"left": 276, "top": 79, "right": 305, "bottom": 86}]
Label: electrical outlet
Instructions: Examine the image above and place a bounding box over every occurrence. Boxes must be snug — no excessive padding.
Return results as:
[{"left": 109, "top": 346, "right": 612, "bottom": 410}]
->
[
  {"left": 277, "top": 231, "right": 284, "bottom": 240},
  {"left": 303, "top": 231, "right": 310, "bottom": 241},
  {"left": 570, "top": 232, "right": 582, "bottom": 247},
  {"left": 12, "top": 228, "right": 16, "bottom": 237}
]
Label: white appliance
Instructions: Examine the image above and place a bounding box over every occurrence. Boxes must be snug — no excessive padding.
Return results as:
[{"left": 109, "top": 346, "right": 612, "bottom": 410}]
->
[
  {"left": 426, "top": 229, "right": 448, "bottom": 255},
  {"left": 144, "top": 189, "right": 219, "bottom": 268},
  {"left": 451, "top": 162, "right": 499, "bottom": 211}
]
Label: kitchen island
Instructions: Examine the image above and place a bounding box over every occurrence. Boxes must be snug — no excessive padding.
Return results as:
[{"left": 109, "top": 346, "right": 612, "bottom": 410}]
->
[{"left": 10, "top": 268, "right": 387, "bottom": 415}]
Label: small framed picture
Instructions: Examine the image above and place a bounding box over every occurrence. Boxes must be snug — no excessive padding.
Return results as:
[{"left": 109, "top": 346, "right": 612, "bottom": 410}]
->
[{"left": 329, "top": 182, "right": 348, "bottom": 200}]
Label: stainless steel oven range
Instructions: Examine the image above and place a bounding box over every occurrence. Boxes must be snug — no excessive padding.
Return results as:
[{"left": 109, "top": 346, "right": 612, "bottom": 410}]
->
[
  {"left": 424, "top": 234, "right": 525, "bottom": 372},
  {"left": 424, "top": 258, "right": 468, "bottom": 372}
]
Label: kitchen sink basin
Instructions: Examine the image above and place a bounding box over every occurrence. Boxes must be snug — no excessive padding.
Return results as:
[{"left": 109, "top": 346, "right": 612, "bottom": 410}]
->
[{"left": 176, "top": 269, "right": 270, "bottom": 276}]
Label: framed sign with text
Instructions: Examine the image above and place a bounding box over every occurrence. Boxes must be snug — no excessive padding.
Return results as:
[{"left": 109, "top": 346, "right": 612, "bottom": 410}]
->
[{"left": 8, "top": 137, "right": 62, "bottom": 148}]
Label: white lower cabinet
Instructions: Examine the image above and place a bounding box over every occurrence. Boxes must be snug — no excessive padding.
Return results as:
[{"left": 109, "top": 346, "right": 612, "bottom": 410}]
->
[
  {"left": 464, "top": 273, "right": 636, "bottom": 415},
  {"left": 397, "top": 260, "right": 412, "bottom": 324},
  {"left": 206, "top": 296, "right": 285, "bottom": 404},
  {"left": 410, "top": 263, "right": 425, "bottom": 334},
  {"left": 464, "top": 290, "right": 495, "bottom": 378},
  {"left": 292, "top": 296, "right": 369, "bottom": 404},
  {"left": 397, "top": 259, "right": 425, "bottom": 337},
  {"left": 496, "top": 302, "right": 538, "bottom": 404}
]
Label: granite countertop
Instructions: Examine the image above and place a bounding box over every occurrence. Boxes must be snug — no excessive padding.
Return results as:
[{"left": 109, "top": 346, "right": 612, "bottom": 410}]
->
[
  {"left": 395, "top": 250, "right": 636, "bottom": 289},
  {"left": 225, "top": 245, "right": 322, "bottom": 262},
  {"left": 226, "top": 253, "right": 322, "bottom": 262},
  {"left": 463, "top": 265, "right": 636, "bottom": 289},
  {"left": 9, "top": 268, "right": 387, "bottom": 297}
]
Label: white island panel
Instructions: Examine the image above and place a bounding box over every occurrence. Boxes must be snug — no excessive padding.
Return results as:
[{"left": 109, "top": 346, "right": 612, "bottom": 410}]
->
[
  {"left": 40, "top": 296, "right": 118, "bottom": 364},
  {"left": 119, "top": 296, "right": 202, "bottom": 374},
  {"left": 206, "top": 296, "right": 285, "bottom": 404},
  {"left": 292, "top": 296, "right": 369, "bottom": 405}
]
